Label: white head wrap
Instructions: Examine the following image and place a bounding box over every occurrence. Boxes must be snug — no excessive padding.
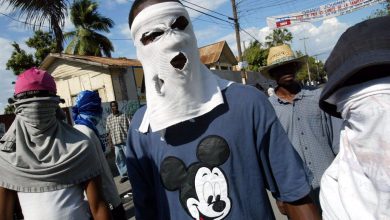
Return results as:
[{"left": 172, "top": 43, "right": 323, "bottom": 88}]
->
[
  {"left": 321, "top": 76, "right": 390, "bottom": 219},
  {"left": 131, "top": 2, "right": 231, "bottom": 133}
]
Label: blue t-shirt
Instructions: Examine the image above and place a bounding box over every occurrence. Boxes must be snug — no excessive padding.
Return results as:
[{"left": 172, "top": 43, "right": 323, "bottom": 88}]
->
[{"left": 126, "top": 83, "right": 311, "bottom": 220}]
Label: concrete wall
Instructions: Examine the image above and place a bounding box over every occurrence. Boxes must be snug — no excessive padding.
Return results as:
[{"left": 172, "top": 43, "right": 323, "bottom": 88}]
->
[{"left": 211, "top": 69, "right": 274, "bottom": 89}]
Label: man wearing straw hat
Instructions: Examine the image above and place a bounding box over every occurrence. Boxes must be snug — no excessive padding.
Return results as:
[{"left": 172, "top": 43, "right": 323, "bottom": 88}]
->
[{"left": 261, "top": 44, "right": 340, "bottom": 211}]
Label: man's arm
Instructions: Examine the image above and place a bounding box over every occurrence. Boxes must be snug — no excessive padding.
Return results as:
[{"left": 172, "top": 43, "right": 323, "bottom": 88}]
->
[
  {"left": 277, "top": 195, "right": 321, "bottom": 220},
  {"left": 105, "top": 118, "right": 114, "bottom": 149},
  {"left": 84, "top": 176, "right": 112, "bottom": 220},
  {"left": 255, "top": 96, "right": 320, "bottom": 219},
  {"left": 0, "top": 187, "right": 17, "bottom": 220},
  {"left": 127, "top": 114, "right": 159, "bottom": 219},
  {"left": 323, "top": 111, "right": 342, "bottom": 155}
]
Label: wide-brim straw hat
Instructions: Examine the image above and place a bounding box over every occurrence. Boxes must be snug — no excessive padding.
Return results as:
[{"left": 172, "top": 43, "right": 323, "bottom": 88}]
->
[
  {"left": 260, "top": 44, "right": 307, "bottom": 79},
  {"left": 319, "top": 16, "right": 390, "bottom": 118}
]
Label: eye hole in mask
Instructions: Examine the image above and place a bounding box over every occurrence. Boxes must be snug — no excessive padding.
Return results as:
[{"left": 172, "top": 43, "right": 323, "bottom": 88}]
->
[
  {"left": 140, "top": 31, "right": 164, "bottom": 46},
  {"left": 171, "top": 16, "right": 188, "bottom": 30}
]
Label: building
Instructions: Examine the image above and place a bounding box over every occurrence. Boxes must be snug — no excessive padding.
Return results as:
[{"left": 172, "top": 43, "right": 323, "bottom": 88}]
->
[
  {"left": 40, "top": 53, "right": 144, "bottom": 107},
  {"left": 199, "top": 40, "right": 238, "bottom": 70}
]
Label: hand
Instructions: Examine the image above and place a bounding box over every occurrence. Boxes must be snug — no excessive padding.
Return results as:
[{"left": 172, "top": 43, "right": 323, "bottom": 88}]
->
[
  {"left": 284, "top": 195, "right": 321, "bottom": 220},
  {"left": 276, "top": 200, "right": 287, "bottom": 215}
]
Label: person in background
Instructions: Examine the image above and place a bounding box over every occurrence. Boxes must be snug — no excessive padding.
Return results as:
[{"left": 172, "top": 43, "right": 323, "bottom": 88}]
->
[
  {"left": 73, "top": 90, "right": 127, "bottom": 220},
  {"left": 106, "top": 101, "right": 130, "bottom": 183},
  {"left": 261, "top": 44, "right": 340, "bottom": 211},
  {"left": 0, "top": 67, "right": 111, "bottom": 220},
  {"left": 319, "top": 16, "right": 390, "bottom": 219},
  {"left": 126, "top": 0, "right": 321, "bottom": 219}
]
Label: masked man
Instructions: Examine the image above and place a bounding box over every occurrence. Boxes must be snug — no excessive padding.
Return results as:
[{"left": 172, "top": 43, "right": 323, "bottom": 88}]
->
[
  {"left": 126, "top": 0, "right": 320, "bottom": 219},
  {"left": 261, "top": 44, "right": 340, "bottom": 211},
  {"left": 0, "top": 68, "right": 111, "bottom": 220},
  {"left": 319, "top": 16, "right": 390, "bottom": 219}
]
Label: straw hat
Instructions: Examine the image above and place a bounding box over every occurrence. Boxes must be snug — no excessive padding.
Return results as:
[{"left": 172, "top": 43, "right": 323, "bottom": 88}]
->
[
  {"left": 260, "top": 44, "right": 306, "bottom": 79},
  {"left": 319, "top": 16, "right": 390, "bottom": 118}
]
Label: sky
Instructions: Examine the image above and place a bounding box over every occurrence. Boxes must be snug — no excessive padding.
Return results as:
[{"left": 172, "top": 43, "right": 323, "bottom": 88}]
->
[{"left": 0, "top": 0, "right": 385, "bottom": 113}]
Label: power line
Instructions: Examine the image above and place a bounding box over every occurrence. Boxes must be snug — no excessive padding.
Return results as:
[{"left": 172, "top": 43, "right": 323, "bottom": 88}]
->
[
  {"left": 181, "top": 0, "right": 233, "bottom": 19},
  {"left": 0, "top": 12, "right": 50, "bottom": 29},
  {"left": 245, "top": 0, "right": 296, "bottom": 13},
  {"left": 183, "top": 4, "right": 234, "bottom": 25},
  {"left": 240, "top": 28, "right": 260, "bottom": 42},
  {"left": 192, "top": 17, "right": 234, "bottom": 29}
]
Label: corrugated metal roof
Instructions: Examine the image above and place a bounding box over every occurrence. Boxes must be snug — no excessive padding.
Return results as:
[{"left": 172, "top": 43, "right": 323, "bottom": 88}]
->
[
  {"left": 198, "top": 40, "right": 237, "bottom": 65},
  {"left": 41, "top": 53, "right": 142, "bottom": 70}
]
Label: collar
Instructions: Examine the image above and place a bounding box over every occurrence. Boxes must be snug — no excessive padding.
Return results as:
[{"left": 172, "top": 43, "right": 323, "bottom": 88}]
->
[{"left": 270, "top": 87, "right": 307, "bottom": 104}]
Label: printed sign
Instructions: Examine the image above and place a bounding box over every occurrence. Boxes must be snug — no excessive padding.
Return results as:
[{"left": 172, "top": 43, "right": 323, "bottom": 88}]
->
[{"left": 267, "top": 0, "right": 386, "bottom": 29}]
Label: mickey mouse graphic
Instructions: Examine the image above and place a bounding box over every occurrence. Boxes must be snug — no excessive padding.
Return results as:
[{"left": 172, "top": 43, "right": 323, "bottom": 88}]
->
[{"left": 160, "top": 135, "right": 232, "bottom": 220}]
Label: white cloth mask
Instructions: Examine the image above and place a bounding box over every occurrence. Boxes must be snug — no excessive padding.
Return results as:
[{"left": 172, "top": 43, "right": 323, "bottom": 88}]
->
[{"left": 131, "top": 2, "right": 231, "bottom": 133}]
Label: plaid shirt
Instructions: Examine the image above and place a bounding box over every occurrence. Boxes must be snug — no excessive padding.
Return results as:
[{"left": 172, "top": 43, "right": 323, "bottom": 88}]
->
[{"left": 106, "top": 112, "right": 129, "bottom": 145}]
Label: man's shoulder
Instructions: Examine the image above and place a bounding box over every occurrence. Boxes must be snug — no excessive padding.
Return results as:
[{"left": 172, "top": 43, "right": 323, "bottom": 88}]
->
[
  {"left": 302, "top": 86, "right": 322, "bottom": 96},
  {"left": 73, "top": 124, "right": 99, "bottom": 143},
  {"left": 129, "top": 105, "right": 147, "bottom": 129},
  {"left": 224, "top": 83, "right": 269, "bottom": 104}
]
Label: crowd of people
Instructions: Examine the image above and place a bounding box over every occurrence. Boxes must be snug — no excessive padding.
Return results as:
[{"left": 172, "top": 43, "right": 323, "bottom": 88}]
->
[{"left": 0, "top": 0, "right": 389, "bottom": 219}]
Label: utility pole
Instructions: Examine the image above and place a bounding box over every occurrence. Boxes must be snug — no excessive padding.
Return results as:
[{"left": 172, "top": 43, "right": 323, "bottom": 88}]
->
[
  {"left": 230, "top": 0, "right": 246, "bottom": 84},
  {"left": 299, "top": 37, "right": 312, "bottom": 85}
]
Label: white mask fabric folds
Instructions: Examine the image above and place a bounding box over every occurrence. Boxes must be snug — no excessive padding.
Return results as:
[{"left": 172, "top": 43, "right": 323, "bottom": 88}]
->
[
  {"left": 131, "top": 2, "right": 231, "bottom": 133},
  {"left": 320, "top": 76, "right": 390, "bottom": 219}
]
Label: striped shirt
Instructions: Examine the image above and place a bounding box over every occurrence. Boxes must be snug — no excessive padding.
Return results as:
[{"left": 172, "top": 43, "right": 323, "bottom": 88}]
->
[
  {"left": 106, "top": 112, "right": 129, "bottom": 145},
  {"left": 269, "top": 87, "right": 340, "bottom": 189}
]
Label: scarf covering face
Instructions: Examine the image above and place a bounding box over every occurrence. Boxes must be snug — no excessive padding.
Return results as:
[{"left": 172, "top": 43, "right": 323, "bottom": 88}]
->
[
  {"left": 0, "top": 97, "right": 102, "bottom": 192},
  {"left": 72, "top": 91, "right": 105, "bottom": 151},
  {"left": 321, "top": 76, "right": 390, "bottom": 219},
  {"left": 131, "top": 2, "right": 231, "bottom": 133}
]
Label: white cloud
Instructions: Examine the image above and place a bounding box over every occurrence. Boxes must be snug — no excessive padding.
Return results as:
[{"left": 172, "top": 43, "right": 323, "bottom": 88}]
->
[
  {"left": 113, "top": 0, "right": 128, "bottom": 4},
  {"left": 0, "top": 3, "right": 13, "bottom": 15},
  {"left": 112, "top": 23, "right": 136, "bottom": 59},
  {"left": 195, "top": 25, "right": 225, "bottom": 44},
  {"left": 216, "top": 17, "right": 349, "bottom": 62},
  {"left": 118, "top": 23, "right": 132, "bottom": 38},
  {"left": 217, "top": 27, "right": 264, "bottom": 56},
  {"left": 288, "top": 17, "right": 349, "bottom": 61},
  {"left": 63, "top": 15, "right": 75, "bottom": 32},
  {"left": 0, "top": 37, "right": 17, "bottom": 114}
]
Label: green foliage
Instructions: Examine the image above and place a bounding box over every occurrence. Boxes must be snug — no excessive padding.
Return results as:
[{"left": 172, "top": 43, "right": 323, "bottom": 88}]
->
[
  {"left": 4, "top": 104, "right": 15, "bottom": 115},
  {"left": 367, "top": 0, "right": 390, "bottom": 19},
  {"left": 65, "top": 0, "right": 114, "bottom": 57},
  {"left": 295, "top": 51, "right": 327, "bottom": 84},
  {"left": 26, "top": 30, "right": 56, "bottom": 63},
  {"left": 6, "top": 31, "right": 56, "bottom": 75},
  {"left": 6, "top": 42, "right": 37, "bottom": 75},
  {"left": 265, "top": 28, "right": 293, "bottom": 48},
  {"left": 243, "top": 41, "right": 268, "bottom": 71},
  {"left": 0, "top": 0, "right": 69, "bottom": 52}
]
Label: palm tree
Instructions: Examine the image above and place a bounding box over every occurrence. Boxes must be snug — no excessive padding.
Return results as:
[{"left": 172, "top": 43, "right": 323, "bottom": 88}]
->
[
  {"left": 65, "top": 0, "right": 114, "bottom": 57},
  {"left": 0, "top": 0, "right": 69, "bottom": 52},
  {"left": 265, "top": 28, "right": 293, "bottom": 48}
]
